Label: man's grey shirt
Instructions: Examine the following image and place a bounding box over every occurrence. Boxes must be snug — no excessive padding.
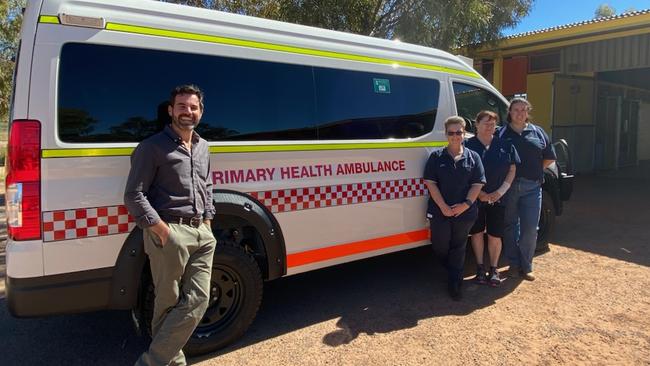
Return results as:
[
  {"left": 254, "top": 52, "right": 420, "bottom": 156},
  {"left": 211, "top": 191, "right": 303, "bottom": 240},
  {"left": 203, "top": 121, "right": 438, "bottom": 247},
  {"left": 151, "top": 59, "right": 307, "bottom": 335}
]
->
[{"left": 124, "top": 125, "right": 215, "bottom": 228}]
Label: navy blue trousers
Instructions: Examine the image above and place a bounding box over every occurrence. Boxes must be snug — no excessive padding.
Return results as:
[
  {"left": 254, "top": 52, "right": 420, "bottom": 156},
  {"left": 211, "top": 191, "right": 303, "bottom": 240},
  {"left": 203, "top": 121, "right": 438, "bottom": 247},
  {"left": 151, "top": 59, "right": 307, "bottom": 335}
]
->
[{"left": 430, "top": 217, "right": 474, "bottom": 285}]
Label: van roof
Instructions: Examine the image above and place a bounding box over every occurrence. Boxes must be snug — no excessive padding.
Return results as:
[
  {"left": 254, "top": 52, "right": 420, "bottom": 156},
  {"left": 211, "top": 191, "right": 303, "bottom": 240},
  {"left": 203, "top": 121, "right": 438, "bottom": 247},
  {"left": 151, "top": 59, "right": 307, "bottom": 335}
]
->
[{"left": 40, "top": 0, "right": 480, "bottom": 78}]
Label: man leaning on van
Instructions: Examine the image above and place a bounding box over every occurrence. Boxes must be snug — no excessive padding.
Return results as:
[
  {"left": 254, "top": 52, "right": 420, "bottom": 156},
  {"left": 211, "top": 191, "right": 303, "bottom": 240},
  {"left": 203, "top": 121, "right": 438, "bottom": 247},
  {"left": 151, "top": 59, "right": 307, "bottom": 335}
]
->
[{"left": 124, "top": 84, "right": 217, "bottom": 366}]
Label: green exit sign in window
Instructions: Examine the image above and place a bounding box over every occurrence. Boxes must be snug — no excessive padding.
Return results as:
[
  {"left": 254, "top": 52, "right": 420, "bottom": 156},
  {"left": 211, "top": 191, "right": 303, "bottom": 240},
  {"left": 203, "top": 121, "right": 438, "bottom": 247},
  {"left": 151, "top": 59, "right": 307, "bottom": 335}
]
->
[{"left": 373, "top": 78, "right": 391, "bottom": 94}]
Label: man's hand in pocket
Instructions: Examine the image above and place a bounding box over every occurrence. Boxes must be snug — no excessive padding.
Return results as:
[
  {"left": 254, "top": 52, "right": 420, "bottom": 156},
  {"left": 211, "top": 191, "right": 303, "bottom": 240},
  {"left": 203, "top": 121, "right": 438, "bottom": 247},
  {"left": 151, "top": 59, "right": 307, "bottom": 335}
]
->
[{"left": 150, "top": 221, "right": 171, "bottom": 247}]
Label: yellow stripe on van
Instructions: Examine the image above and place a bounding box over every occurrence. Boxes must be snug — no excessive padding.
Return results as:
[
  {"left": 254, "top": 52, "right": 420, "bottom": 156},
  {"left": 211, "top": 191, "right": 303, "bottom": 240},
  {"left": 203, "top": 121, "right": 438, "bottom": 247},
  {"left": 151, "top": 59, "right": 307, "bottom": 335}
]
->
[
  {"left": 105, "top": 22, "right": 479, "bottom": 78},
  {"left": 208, "top": 141, "right": 447, "bottom": 153},
  {"left": 39, "top": 15, "right": 60, "bottom": 24},
  {"left": 42, "top": 148, "right": 135, "bottom": 158},
  {"left": 37, "top": 15, "right": 480, "bottom": 78},
  {"left": 41, "top": 141, "right": 447, "bottom": 158}
]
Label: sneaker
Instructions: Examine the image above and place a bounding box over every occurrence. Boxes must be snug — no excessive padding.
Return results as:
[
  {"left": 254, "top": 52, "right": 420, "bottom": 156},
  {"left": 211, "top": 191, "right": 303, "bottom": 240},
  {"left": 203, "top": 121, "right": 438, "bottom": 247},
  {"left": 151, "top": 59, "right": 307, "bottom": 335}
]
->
[
  {"left": 521, "top": 271, "right": 536, "bottom": 281},
  {"left": 475, "top": 266, "right": 488, "bottom": 284},
  {"left": 489, "top": 268, "right": 502, "bottom": 287}
]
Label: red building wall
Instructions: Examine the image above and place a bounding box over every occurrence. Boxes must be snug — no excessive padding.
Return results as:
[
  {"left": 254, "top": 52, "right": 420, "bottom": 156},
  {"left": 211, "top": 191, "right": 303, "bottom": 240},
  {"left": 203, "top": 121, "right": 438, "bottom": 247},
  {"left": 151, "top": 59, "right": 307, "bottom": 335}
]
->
[{"left": 502, "top": 56, "right": 528, "bottom": 96}]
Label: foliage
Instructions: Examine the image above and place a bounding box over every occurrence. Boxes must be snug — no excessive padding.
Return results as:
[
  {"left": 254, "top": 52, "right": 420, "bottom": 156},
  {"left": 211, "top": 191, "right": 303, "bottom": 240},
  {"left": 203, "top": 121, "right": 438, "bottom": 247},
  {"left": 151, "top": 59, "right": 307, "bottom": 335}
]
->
[
  {"left": 0, "top": 0, "right": 25, "bottom": 133},
  {"left": 397, "top": 0, "right": 532, "bottom": 52},
  {"left": 162, "top": 0, "right": 533, "bottom": 51},
  {"left": 594, "top": 3, "right": 616, "bottom": 18}
]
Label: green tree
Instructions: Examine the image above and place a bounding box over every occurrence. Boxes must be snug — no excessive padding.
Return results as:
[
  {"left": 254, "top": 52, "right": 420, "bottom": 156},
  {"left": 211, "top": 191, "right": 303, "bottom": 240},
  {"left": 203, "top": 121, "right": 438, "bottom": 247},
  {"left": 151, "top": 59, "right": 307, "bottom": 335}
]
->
[
  {"left": 396, "top": 0, "right": 532, "bottom": 51},
  {"left": 594, "top": 3, "right": 616, "bottom": 18},
  {"left": 0, "top": 0, "right": 25, "bottom": 135},
  {"left": 271, "top": 0, "right": 415, "bottom": 38},
  {"left": 162, "top": 0, "right": 532, "bottom": 51}
]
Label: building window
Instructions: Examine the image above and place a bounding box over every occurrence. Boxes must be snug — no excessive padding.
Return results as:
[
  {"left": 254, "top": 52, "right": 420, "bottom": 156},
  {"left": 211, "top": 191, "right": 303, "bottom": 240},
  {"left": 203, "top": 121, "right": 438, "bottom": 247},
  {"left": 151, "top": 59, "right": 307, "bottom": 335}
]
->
[
  {"left": 475, "top": 59, "right": 494, "bottom": 84},
  {"left": 529, "top": 52, "right": 560, "bottom": 73}
]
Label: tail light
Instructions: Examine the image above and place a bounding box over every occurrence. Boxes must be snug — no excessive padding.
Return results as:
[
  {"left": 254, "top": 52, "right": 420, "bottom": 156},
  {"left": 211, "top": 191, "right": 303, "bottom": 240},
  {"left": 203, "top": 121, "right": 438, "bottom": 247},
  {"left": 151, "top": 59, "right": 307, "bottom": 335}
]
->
[{"left": 6, "top": 120, "right": 41, "bottom": 240}]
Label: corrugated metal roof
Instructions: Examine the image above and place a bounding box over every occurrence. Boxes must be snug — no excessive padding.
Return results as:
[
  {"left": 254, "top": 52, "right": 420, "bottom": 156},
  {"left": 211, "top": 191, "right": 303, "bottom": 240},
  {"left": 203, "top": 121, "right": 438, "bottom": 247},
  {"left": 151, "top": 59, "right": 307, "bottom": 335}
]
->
[{"left": 507, "top": 9, "right": 650, "bottom": 39}]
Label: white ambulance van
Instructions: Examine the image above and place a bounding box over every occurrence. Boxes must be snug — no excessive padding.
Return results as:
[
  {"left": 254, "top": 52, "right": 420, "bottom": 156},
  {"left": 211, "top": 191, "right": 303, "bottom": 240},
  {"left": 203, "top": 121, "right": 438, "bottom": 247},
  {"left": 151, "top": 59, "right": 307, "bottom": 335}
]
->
[{"left": 6, "top": 0, "right": 553, "bottom": 356}]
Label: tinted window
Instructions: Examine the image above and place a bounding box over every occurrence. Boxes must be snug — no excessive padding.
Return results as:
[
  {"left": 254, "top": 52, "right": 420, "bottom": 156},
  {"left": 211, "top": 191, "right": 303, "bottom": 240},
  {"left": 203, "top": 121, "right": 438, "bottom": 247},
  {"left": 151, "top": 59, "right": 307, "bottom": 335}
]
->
[
  {"left": 314, "top": 69, "right": 439, "bottom": 139},
  {"left": 58, "top": 43, "right": 316, "bottom": 142},
  {"left": 453, "top": 82, "right": 508, "bottom": 130},
  {"left": 58, "top": 43, "right": 439, "bottom": 142}
]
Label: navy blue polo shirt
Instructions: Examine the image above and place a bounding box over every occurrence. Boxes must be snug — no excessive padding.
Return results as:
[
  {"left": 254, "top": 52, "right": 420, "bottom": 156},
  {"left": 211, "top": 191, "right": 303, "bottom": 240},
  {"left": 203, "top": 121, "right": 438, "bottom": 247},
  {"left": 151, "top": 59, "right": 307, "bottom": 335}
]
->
[
  {"left": 465, "top": 136, "right": 520, "bottom": 194},
  {"left": 498, "top": 123, "right": 556, "bottom": 182},
  {"left": 423, "top": 147, "right": 486, "bottom": 221}
]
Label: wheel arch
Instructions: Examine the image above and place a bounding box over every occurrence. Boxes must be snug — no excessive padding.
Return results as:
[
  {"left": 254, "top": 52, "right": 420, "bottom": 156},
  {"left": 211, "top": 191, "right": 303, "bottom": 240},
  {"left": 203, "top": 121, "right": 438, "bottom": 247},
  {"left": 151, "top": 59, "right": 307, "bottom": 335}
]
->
[
  {"left": 109, "top": 189, "right": 286, "bottom": 310},
  {"left": 213, "top": 189, "right": 287, "bottom": 280},
  {"left": 108, "top": 228, "right": 147, "bottom": 309}
]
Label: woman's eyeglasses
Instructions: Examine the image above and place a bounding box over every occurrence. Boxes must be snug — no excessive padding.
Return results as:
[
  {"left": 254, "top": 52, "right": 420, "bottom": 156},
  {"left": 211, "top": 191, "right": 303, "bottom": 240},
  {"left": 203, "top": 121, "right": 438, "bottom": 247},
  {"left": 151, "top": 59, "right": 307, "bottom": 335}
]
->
[{"left": 446, "top": 131, "right": 464, "bottom": 136}]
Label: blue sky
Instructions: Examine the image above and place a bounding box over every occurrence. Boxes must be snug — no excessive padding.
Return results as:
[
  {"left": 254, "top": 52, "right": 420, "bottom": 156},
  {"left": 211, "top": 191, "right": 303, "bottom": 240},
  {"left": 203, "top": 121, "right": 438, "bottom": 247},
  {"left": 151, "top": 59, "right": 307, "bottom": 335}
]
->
[{"left": 505, "top": 0, "right": 650, "bottom": 36}]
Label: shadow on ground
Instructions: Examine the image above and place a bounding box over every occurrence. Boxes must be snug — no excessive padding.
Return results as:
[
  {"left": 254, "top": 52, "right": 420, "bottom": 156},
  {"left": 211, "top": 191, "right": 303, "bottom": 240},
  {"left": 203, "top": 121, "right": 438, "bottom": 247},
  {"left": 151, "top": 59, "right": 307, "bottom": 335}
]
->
[
  {"left": 195, "top": 246, "right": 522, "bottom": 361},
  {"left": 0, "top": 300, "right": 148, "bottom": 366},
  {"left": 1, "top": 244, "right": 522, "bottom": 365},
  {"left": 550, "top": 162, "right": 650, "bottom": 267}
]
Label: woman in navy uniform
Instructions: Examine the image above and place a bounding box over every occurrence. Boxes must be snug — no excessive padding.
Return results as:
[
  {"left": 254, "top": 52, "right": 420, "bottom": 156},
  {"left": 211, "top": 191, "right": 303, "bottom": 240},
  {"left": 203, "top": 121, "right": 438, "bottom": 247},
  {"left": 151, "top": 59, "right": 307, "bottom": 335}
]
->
[
  {"left": 499, "top": 98, "right": 556, "bottom": 281},
  {"left": 466, "top": 111, "right": 520, "bottom": 287},
  {"left": 424, "top": 116, "right": 485, "bottom": 300}
]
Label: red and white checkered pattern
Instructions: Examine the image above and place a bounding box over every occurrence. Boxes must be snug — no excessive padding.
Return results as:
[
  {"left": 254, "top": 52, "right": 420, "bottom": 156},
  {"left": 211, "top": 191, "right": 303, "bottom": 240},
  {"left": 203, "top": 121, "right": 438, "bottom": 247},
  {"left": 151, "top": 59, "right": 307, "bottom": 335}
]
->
[
  {"left": 43, "top": 205, "right": 135, "bottom": 242},
  {"left": 41, "top": 179, "right": 426, "bottom": 242},
  {"left": 249, "top": 178, "right": 427, "bottom": 214}
]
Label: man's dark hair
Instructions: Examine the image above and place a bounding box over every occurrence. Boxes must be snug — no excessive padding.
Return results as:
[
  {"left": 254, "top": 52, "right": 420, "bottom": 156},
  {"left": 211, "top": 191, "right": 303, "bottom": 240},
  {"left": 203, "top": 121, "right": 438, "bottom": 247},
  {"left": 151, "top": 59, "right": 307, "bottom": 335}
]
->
[{"left": 170, "top": 84, "right": 204, "bottom": 110}]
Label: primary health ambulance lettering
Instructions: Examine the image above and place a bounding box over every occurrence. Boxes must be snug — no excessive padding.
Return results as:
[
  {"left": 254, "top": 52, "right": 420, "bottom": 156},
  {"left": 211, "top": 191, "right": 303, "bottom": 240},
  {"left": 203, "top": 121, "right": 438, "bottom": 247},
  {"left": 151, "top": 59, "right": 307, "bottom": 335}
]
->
[
  {"left": 213, "top": 168, "right": 276, "bottom": 184},
  {"left": 281, "top": 164, "right": 332, "bottom": 179},
  {"left": 336, "top": 160, "right": 405, "bottom": 175},
  {"left": 212, "top": 160, "right": 406, "bottom": 185}
]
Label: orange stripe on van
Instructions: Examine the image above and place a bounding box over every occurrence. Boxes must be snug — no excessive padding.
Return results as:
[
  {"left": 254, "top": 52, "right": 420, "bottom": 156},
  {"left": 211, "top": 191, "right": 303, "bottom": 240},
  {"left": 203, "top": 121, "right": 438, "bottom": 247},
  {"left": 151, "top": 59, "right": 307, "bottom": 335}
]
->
[{"left": 287, "top": 229, "right": 429, "bottom": 267}]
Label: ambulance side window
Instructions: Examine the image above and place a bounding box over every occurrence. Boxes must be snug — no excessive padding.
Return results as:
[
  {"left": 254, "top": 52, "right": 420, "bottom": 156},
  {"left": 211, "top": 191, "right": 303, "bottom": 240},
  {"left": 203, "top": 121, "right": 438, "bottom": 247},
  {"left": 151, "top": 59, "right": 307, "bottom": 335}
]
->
[
  {"left": 57, "top": 43, "right": 440, "bottom": 143},
  {"left": 452, "top": 82, "right": 508, "bottom": 129},
  {"left": 58, "top": 43, "right": 317, "bottom": 143},
  {"left": 314, "top": 69, "right": 440, "bottom": 139}
]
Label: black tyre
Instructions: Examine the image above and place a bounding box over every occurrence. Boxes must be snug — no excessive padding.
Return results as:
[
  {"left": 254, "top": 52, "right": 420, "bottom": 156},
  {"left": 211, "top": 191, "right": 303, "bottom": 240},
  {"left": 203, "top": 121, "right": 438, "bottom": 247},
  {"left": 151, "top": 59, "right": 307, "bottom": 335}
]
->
[
  {"left": 140, "top": 243, "right": 263, "bottom": 357},
  {"left": 536, "top": 190, "right": 555, "bottom": 252},
  {"left": 184, "top": 243, "right": 263, "bottom": 356}
]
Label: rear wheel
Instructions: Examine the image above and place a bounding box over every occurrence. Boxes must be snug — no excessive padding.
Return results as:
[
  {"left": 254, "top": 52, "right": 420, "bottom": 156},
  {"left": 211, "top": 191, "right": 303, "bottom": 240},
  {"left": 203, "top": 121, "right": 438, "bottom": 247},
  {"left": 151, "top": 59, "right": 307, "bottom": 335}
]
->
[
  {"left": 536, "top": 191, "right": 555, "bottom": 252},
  {"left": 184, "top": 243, "right": 263, "bottom": 356},
  {"left": 140, "top": 241, "right": 263, "bottom": 357}
]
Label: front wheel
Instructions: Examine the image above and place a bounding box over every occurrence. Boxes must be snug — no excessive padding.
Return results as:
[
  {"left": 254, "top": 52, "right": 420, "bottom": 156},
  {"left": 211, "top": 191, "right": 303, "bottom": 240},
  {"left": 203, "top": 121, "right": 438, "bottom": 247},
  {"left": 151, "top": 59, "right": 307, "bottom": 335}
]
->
[
  {"left": 184, "top": 244, "right": 263, "bottom": 356},
  {"left": 536, "top": 191, "right": 555, "bottom": 253}
]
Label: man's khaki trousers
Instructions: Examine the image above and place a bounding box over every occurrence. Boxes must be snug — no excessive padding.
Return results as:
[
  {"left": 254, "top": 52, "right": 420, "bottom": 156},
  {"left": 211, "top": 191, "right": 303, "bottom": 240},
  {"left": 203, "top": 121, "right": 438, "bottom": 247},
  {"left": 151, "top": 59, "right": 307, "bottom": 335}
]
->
[{"left": 136, "top": 222, "right": 216, "bottom": 366}]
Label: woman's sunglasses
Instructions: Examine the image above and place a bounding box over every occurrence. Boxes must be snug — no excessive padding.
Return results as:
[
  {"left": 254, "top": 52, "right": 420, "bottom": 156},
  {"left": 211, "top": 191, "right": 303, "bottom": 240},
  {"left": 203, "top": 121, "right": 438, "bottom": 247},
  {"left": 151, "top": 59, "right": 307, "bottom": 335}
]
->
[{"left": 446, "top": 131, "right": 464, "bottom": 136}]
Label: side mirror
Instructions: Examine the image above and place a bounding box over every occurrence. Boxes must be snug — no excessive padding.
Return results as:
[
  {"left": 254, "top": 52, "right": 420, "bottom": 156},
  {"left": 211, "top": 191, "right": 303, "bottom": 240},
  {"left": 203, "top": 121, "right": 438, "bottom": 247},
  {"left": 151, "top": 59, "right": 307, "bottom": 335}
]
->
[{"left": 553, "top": 139, "right": 574, "bottom": 201}]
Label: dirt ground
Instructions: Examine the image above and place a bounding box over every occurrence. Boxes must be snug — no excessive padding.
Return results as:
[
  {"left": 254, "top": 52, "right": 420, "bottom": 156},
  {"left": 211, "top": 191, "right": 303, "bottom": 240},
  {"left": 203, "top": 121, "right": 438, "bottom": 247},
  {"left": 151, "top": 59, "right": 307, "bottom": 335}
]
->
[
  {"left": 192, "top": 167, "right": 650, "bottom": 366},
  {"left": 1, "top": 167, "right": 649, "bottom": 365}
]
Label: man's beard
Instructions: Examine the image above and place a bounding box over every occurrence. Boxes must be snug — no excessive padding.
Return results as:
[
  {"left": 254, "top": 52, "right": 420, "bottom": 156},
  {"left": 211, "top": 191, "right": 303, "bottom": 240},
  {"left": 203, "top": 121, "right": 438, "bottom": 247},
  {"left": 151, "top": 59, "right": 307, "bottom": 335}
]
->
[{"left": 172, "top": 114, "right": 198, "bottom": 131}]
